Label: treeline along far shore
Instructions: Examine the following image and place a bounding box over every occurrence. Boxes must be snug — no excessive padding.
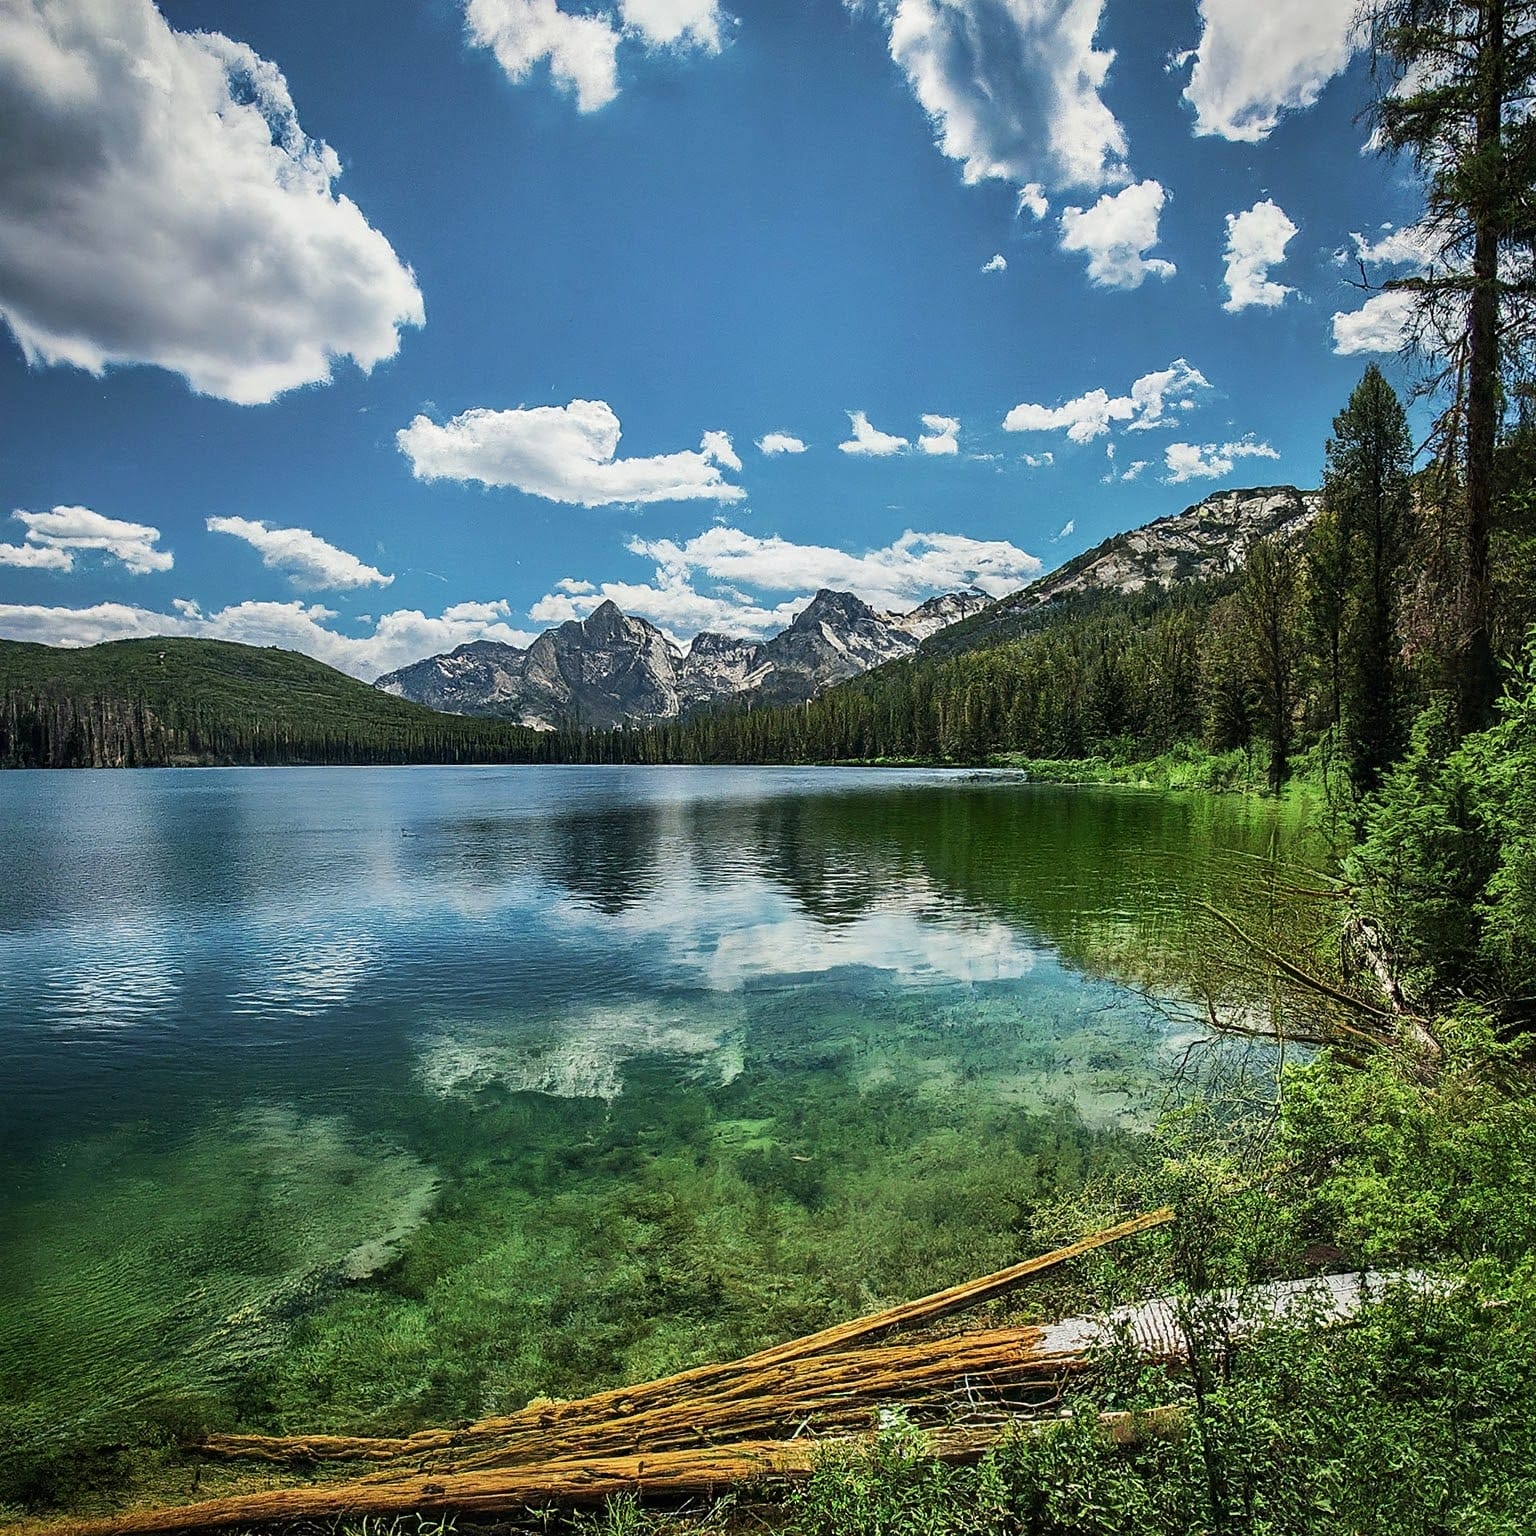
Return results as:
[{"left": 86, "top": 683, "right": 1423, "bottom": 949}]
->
[{"left": 3, "top": 362, "right": 1534, "bottom": 797}]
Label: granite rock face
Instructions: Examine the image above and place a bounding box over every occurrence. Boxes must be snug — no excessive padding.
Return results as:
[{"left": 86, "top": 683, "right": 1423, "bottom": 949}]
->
[
  {"left": 376, "top": 589, "right": 993, "bottom": 729},
  {"left": 1011, "top": 485, "right": 1320, "bottom": 612}
]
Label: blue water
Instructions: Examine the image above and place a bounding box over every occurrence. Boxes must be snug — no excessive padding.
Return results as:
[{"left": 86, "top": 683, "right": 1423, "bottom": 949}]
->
[
  {"left": 0, "top": 765, "right": 1308, "bottom": 1501},
  {"left": 0, "top": 766, "right": 1217, "bottom": 1152}
]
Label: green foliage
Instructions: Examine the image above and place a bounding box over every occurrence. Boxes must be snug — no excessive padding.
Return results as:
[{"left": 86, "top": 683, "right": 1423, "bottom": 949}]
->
[
  {"left": 572, "top": 1492, "right": 656, "bottom": 1536},
  {"left": 1458, "top": 641, "right": 1536, "bottom": 995},
  {"left": 0, "top": 637, "right": 551, "bottom": 767},
  {"left": 1323, "top": 363, "right": 1416, "bottom": 798},
  {"left": 338, "top": 1518, "right": 455, "bottom": 1536},
  {"left": 790, "top": 1409, "right": 993, "bottom": 1536},
  {"left": 1278, "top": 1016, "right": 1536, "bottom": 1263},
  {"left": 1350, "top": 643, "right": 1536, "bottom": 1005},
  {"left": 996, "top": 743, "right": 1261, "bottom": 793},
  {"left": 1348, "top": 699, "right": 1492, "bottom": 994}
]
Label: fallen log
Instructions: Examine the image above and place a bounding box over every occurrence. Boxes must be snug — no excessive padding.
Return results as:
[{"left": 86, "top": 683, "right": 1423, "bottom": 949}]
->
[
  {"left": 1199, "top": 902, "right": 1394, "bottom": 1044},
  {"left": 42, "top": 1408, "right": 1189, "bottom": 1536},
  {"left": 194, "top": 1207, "right": 1173, "bottom": 1467},
  {"left": 391, "top": 1327, "right": 1091, "bottom": 1479}
]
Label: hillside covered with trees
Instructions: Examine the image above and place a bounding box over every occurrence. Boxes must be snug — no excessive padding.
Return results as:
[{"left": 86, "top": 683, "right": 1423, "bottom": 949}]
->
[{"left": 0, "top": 638, "right": 552, "bottom": 767}]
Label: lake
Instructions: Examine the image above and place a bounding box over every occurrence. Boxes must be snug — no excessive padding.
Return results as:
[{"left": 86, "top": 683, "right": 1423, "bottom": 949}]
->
[{"left": 0, "top": 765, "right": 1318, "bottom": 1506}]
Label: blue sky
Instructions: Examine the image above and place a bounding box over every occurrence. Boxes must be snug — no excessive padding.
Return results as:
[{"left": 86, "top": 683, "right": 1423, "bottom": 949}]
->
[{"left": 0, "top": 0, "right": 1427, "bottom": 679}]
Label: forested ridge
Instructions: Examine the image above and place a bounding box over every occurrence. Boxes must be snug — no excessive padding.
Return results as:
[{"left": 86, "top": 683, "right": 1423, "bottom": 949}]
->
[{"left": 0, "top": 637, "right": 555, "bottom": 767}]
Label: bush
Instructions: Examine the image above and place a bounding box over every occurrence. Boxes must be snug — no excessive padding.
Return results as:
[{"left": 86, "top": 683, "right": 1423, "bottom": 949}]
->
[{"left": 1349, "top": 642, "right": 1536, "bottom": 1009}]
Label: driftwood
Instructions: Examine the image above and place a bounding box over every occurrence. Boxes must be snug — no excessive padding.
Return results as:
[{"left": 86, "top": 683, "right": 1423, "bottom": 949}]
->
[
  {"left": 1198, "top": 902, "right": 1397, "bottom": 1045},
  {"left": 193, "top": 1328, "right": 1084, "bottom": 1473},
  {"left": 1341, "top": 914, "right": 1444, "bottom": 1059},
  {"left": 41, "top": 1409, "right": 1189, "bottom": 1536},
  {"left": 195, "top": 1207, "right": 1174, "bottom": 1468},
  {"left": 29, "top": 1211, "right": 1176, "bottom": 1536}
]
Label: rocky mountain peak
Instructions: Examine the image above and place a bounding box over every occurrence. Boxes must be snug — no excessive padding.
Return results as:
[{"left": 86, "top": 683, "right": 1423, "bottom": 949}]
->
[
  {"left": 892, "top": 588, "right": 993, "bottom": 641},
  {"left": 575, "top": 599, "right": 638, "bottom": 641},
  {"left": 376, "top": 585, "right": 986, "bottom": 727},
  {"left": 793, "top": 589, "right": 879, "bottom": 630},
  {"left": 1016, "top": 484, "right": 1319, "bottom": 612},
  {"left": 688, "top": 630, "right": 758, "bottom": 657},
  {"left": 377, "top": 486, "right": 1324, "bottom": 728}
]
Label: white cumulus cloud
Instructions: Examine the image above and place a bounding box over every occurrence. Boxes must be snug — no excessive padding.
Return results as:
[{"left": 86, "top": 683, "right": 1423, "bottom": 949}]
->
[
  {"left": 0, "top": 598, "right": 538, "bottom": 682},
  {"left": 981, "top": 253, "right": 1008, "bottom": 274},
  {"left": 757, "top": 431, "right": 808, "bottom": 455},
  {"left": 0, "top": 0, "right": 424, "bottom": 405},
  {"left": 1022, "top": 451, "right": 1055, "bottom": 468},
  {"left": 1004, "top": 358, "right": 1207, "bottom": 443},
  {"left": 1184, "top": 0, "right": 1361, "bottom": 142},
  {"left": 1163, "top": 435, "right": 1280, "bottom": 483},
  {"left": 620, "top": 0, "right": 729, "bottom": 49},
  {"left": 918, "top": 414, "right": 961, "bottom": 455},
  {"left": 397, "top": 400, "right": 745, "bottom": 506},
  {"left": 531, "top": 525, "right": 1042, "bottom": 640},
  {"left": 882, "top": 0, "right": 1129, "bottom": 193},
  {"left": 699, "top": 429, "right": 742, "bottom": 471},
  {"left": 1017, "top": 183, "right": 1050, "bottom": 218},
  {"left": 8, "top": 506, "right": 171, "bottom": 575},
  {"left": 0, "top": 541, "right": 72, "bottom": 571},
  {"left": 1058, "top": 180, "right": 1175, "bottom": 290},
  {"left": 464, "top": 0, "right": 728, "bottom": 114},
  {"left": 1332, "top": 290, "right": 1417, "bottom": 355},
  {"left": 1222, "top": 199, "right": 1298, "bottom": 312},
  {"left": 633, "top": 526, "right": 1039, "bottom": 603},
  {"left": 1345, "top": 224, "right": 1435, "bottom": 269},
  {"left": 838, "top": 411, "right": 910, "bottom": 456},
  {"left": 465, "top": 0, "right": 621, "bottom": 111},
  {"left": 206, "top": 517, "right": 394, "bottom": 592}
]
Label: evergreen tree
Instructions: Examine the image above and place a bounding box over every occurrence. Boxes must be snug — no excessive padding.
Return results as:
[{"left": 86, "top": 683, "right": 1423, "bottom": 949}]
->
[
  {"left": 1303, "top": 506, "right": 1350, "bottom": 750},
  {"left": 1238, "top": 537, "right": 1303, "bottom": 794},
  {"left": 1200, "top": 596, "right": 1258, "bottom": 762},
  {"left": 1365, "top": 0, "right": 1536, "bottom": 728},
  {"left": 1323, "top": 365, "right": 1417, "bottom": 796}
]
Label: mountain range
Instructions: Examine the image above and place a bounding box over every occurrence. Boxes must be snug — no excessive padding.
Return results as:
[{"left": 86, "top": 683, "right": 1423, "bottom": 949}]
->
[
  {"left": 377, "top": 485, "right": 1321, "bottom": 729},
  {"left": 375, "top": 588, "right": 991, "bottom": 730}
]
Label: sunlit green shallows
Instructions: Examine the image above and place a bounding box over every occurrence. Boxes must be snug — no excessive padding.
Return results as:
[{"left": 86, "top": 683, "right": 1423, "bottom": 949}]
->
[{"left": 0, "top": 766, "right": 1320, "bottom": 1508}]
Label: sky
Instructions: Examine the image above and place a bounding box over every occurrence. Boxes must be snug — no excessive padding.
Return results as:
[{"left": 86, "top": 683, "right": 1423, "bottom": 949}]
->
[{"left": 0, "top": 0, "right": 1430, "bottom": 680}]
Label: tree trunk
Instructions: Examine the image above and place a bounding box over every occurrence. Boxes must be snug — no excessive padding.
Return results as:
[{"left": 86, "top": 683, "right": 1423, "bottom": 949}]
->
[{"left": 1462, "top": 0, "right": 1505, "bottom": 730}]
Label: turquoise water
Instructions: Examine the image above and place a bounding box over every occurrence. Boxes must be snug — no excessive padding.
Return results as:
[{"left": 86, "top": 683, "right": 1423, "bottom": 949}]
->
[{"left": 0, "top": 766, "right": 1314, "bottom": 1507}]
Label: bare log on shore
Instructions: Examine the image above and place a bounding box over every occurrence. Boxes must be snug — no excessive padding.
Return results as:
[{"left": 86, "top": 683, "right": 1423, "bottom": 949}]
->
[
  {"left": 195, "top": 1207, "right": 1175, "bottom": 1468},
  {"left": 29, "top": 1210, "right": 1178, "bottom": 1536},
  {"left": 41, "top": 1409, "right": 1190, "bottom": 1536}
]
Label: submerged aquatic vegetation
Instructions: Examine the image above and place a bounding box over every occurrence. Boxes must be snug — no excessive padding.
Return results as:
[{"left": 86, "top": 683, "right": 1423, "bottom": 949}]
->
[
  {"left": 0, "top": 770, "right": 1326, "bottom": 1518},
  {"left": 0, "top": 1109, "right": 438, "bottom": 1508},
  {"left": 0, "top": 1014, "right": 1152, "bottom": 1512}
]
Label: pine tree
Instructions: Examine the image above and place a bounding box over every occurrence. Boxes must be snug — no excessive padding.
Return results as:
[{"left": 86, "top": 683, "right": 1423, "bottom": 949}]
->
[
  {"left": 1323, "top": 365, "right": 1417, "bottom": 796},
  {"left": 1365, "top": 0, "right": 1536, "bottom": 728},
  {"left": 1238, "top": 537, "right": 1303, "bottom": 793}
]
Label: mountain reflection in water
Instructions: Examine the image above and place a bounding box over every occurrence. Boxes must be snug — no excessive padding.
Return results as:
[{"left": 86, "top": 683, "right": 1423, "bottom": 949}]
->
[{"left": 0, "top": 766, "right": 1325, "bottom": 1500}]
